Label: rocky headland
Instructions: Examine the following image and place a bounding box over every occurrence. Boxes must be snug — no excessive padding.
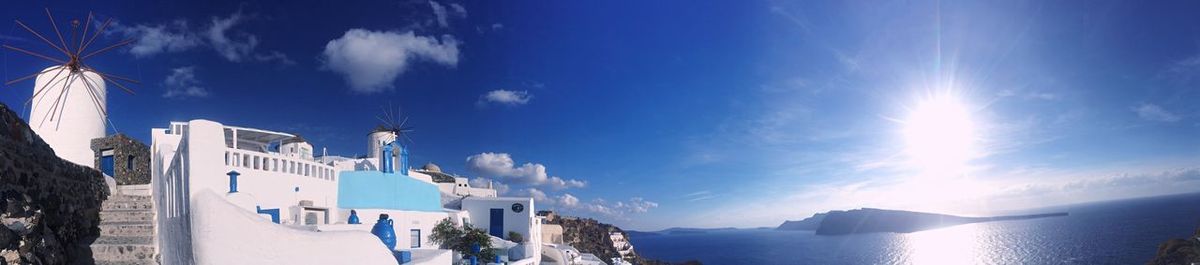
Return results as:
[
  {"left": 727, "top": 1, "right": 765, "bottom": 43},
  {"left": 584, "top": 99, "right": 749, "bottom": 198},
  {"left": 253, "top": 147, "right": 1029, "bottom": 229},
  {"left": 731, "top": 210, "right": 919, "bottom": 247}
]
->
[
  {"left": 1147, "top": 226, "right": 1200, "bottom": 265},
  {"left": 778, "top": 208, "right": 1068, "bottom": 235}
]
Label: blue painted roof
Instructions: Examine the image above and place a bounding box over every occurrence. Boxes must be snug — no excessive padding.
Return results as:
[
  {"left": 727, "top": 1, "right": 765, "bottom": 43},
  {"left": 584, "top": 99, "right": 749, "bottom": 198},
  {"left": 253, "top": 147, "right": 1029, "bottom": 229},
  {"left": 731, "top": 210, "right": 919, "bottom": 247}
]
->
[{"left": 338, "top": 171, "right": 443, "bottom": 212}]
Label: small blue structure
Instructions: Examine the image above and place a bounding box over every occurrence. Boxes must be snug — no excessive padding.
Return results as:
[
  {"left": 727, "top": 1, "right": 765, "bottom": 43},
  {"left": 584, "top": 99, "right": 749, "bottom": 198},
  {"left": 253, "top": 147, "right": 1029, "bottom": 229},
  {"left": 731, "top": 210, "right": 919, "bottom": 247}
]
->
[
  {"left": 226, "top": 171, "right": 240, "bottom": 193},
  {"left": 348, "top": 210, "right": 361, "bottom": 224},
  {"left": 256, "top": 206, "right": 280, "bottom": 224},
  {"left": 372, "top": 214, "right": 397, "bottom": 250},
  {"left": 394, "top": 251, "right": 412, "bottom": 264},
  {"left": 399, "top": 144, "right": 409, "bottom": 176},
  {"left": 381, "top": 143, "right": 395, "bottom": 174}
]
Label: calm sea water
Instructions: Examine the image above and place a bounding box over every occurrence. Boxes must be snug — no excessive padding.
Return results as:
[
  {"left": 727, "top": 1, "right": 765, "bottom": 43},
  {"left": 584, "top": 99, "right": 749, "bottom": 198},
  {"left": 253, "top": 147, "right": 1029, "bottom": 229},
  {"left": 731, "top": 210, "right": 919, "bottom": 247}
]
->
[{"left": 631, "top": 192, "right": 1200, "bottom": 265}]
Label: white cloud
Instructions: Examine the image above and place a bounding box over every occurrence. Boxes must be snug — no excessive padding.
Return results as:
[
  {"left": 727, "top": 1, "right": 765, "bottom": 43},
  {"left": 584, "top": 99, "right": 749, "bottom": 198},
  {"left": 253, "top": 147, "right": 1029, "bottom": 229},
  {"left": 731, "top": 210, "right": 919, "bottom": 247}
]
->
[
  {"left": 321, "top": 29, "right": 459, "bottom": 93},
  {"left": 546, "top": 176, "right": 586, "bottom": 190},
  {"left": 470, "top": 177, "right": 508, "bottom": 194},
  {"left": 491, "top": 23, "right": 504, "bottom": 30},
  {"left": 465, "top": 152, "right": 586, "bottom": 190},
  {"left": 478, "top": 89, "right": 532, "bottom": 106},
  {"left": 557, "top": 194, "right": 579, "bottom": 207},
  {"left": 1133, "top": 103, "right": 1182, "bottom": 122},
  {"left": 162, "top": 66, "right": 209, "bottom": 99},
  {"left": 110, "top": 20, "right": 201, "bottom": 58},
  {"left": 519, "top": 188, "right": 549, "bottom": 202}
]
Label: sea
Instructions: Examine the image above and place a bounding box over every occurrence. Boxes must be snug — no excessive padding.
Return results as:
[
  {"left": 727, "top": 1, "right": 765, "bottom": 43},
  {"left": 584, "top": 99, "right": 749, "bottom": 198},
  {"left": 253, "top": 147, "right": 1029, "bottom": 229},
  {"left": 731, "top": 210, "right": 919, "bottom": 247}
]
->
[{"left": 630, "top": 192, "right": 1200, "bottom": 265}]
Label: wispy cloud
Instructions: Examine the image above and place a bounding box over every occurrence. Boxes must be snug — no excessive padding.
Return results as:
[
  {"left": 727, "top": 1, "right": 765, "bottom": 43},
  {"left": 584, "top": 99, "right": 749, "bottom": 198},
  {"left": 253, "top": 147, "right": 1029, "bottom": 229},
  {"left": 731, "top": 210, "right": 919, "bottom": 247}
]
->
[
  {"left": 108, "top": 9, "right": 291, "bottom": 64},
  {"left": 477, "top": 89, "right": 532, "bottom": 107},
  {"left": 1132, "top": 103, "right": 1182, "bottom": 122},
  {"left": 162, "top": 66, "right": 209, "bottom": 99}
]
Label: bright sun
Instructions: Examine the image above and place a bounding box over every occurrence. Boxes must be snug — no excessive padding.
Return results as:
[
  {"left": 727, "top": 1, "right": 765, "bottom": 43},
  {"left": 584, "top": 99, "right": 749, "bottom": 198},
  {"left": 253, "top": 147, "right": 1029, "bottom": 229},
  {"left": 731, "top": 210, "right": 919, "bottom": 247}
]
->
[{"left": 902, "top": 94, "right": 977, "bottom": 177}]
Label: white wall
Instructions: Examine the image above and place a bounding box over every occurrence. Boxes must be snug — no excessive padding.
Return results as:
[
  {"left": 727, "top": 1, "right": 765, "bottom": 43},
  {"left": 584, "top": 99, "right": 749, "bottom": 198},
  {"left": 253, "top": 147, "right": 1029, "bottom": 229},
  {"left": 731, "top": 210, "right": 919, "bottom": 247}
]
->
[
  {"left": 461, "top": 197, "right": 536, "bottom": 241},
  {"left": 190, "top": 189, "right": 396, "bottom": 265},
  {"left": 152, "top": 119, "right": 345, "bottom": 263},
  {"left": 152, "top": 127, "right": 192, "bottom": 264},
  {"left": 323, "top": 209, "right": 459, "bottom": 250}
]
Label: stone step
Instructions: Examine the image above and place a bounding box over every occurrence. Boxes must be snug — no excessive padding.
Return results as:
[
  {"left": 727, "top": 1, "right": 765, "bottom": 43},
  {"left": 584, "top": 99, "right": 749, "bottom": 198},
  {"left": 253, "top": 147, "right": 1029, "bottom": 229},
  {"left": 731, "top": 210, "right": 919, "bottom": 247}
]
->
[
  {"left": 101, "top": 210, "right": 155, "bottom": 223},
  {"left": 102, "top": 200, "right": 154, "bottom": 211},
  {"left": 91, "top": 244, "right": 156, "bottom": 262},
  {"left": 100, "top": 223, "right": 155, "bottom": 237},
  {"left": 107, "top": 195, "right": 153, "bottom": 201},
  {"left": 95, "top": 259, "right": 159, "bottom": 265},
  {"left": 95, "top": 236, "right": 153, "bottom": 245}
]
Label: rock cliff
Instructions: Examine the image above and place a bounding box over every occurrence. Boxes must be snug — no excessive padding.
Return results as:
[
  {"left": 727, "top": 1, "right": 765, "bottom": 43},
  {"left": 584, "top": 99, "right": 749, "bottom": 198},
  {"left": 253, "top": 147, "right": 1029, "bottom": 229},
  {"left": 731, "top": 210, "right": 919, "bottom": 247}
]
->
[
  {"left": 777, "top": 208, "right": 1067, "bottom": 235},
  {"left": 0, "top": 103, "right": 110, "bottom": 264},
  {"left": 1146, "top": 226, "right": 1200, "bottom": 265},
  {"left": 552, "top": 216, "right": 697, "bottom": 265}
]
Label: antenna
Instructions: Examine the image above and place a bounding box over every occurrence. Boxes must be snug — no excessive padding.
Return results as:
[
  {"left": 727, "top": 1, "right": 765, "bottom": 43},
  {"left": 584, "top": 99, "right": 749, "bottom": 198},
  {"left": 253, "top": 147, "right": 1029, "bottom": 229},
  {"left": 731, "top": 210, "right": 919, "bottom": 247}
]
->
[{"left": 3, "top": 8, "right": 138, "bottom": 131}]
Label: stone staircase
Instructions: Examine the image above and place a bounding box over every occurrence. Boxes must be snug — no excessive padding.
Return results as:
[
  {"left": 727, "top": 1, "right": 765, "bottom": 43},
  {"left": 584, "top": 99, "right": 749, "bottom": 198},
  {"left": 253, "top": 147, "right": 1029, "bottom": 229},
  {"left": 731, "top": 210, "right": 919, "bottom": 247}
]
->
[{"left": 92, "top": 194, "right": 158, "bottom": 265}]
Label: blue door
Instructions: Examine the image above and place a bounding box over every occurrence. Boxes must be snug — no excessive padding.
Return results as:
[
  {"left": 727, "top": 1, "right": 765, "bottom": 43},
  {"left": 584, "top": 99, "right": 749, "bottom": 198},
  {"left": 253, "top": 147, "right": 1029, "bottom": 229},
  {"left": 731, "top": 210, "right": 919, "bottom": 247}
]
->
[
  {"left": 100, "top": 155, "right": 115, "bottom": 177},
  {"left": 489, "top": 208, "right": 504, "bottom": 237}
]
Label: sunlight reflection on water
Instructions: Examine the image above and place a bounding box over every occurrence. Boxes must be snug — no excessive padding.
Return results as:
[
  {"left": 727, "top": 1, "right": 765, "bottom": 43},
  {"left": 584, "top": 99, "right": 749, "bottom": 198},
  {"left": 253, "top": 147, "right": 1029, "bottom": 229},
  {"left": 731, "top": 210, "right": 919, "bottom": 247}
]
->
[{"left": 901, "top": 224, "right": 992, "bottom": 264}]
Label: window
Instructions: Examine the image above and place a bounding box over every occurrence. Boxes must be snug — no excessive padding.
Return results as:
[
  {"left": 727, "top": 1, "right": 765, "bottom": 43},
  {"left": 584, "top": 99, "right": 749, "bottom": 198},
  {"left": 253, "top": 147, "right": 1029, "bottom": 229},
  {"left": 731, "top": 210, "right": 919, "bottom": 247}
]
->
[
  {"left": 127, "top": 155, "right": 134, "bottom": 170},
  {"left": 410, "top": 229, "right": 421, "bottom": 248}
]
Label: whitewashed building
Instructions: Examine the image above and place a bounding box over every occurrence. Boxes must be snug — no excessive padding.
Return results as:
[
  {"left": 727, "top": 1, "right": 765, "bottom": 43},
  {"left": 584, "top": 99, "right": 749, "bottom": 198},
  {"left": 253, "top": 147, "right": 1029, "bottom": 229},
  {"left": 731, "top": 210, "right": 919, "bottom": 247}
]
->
[{"left": 150, "top": 119, "right": 545, "bottom": 264}]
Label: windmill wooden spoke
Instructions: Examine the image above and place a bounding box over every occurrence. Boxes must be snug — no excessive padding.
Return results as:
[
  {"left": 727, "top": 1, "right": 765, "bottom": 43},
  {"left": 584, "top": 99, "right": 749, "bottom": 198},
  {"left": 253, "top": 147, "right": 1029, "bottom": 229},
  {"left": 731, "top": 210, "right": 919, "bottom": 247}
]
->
[
  {"left": 4, "top": 66, "right": 60, "bottom": 85},
  {"left": 14, "top": 20, "right": 71, "bottom": 57},
  {"left": 98, "top": 74, "right": 136, "bottom": 95},
  {"left": 52, "top": 73, "right": 78, "bottom": 130},
  {"left": 81, "top": 38, "right": 133, "bottom": 60},
  {"left": 79, "top": 74, "right": 108, "bottom": 116},
  {"left": 76, "top": 12, "right": 92, "bottom": 53},
  {"left": 79, "top": 17, "right": 112, "bottom": 54},
  {"left": 2, "top": 45, "right": 68, "bottom": 65},
  {"left": 80, "top": 76, "right": 119, "bottom": 133},
  {"left": 25, "top": 67, "right": 66, "bottom": 107},
  {"left": 81, "top": 65, "right": 141, "bottom": 84},
  {"left": 39, "top": 72, "right": 74, "bottom": 127},
  {"left": 44, "top": 8, "right": 73, "bottom": 56}
]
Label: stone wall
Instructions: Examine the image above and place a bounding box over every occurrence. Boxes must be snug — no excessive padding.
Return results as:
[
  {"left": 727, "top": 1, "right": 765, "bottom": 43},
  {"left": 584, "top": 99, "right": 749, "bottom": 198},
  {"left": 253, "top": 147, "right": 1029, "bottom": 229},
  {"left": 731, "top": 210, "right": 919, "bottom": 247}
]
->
[
  {"left": 90, "top": 134, "right": 151, "bottom": 185},
  {"left": 0, "top": 103, "right": 109, "bottom": 264}
]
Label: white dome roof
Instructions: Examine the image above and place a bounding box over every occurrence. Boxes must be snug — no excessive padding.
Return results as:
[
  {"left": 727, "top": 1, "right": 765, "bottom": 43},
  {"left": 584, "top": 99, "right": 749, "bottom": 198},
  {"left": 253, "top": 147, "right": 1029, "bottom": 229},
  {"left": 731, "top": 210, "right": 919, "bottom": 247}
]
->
[{"left": 422, "top": 163, "right": 441, "bottom": 172}]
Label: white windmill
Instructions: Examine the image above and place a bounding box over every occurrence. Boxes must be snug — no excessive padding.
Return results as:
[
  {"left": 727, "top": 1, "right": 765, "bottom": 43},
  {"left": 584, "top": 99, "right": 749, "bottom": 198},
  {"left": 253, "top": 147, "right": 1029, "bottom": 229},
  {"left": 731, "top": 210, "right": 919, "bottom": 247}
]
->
[{"left": 3, "top": 9, "right": 137, "bottom": 168}]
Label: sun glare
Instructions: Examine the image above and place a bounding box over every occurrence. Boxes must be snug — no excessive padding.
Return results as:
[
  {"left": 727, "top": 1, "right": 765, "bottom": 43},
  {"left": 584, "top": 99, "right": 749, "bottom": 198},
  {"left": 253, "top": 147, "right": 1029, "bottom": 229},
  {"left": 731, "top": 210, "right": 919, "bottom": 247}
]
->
[{"left": 902, "top": 94, "right": 977, "bottom": 177}]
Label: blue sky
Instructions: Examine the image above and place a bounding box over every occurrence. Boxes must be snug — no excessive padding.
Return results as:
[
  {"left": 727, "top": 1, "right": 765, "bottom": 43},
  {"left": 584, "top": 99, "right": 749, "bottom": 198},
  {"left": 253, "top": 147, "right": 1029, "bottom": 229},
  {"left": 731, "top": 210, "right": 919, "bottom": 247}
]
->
[{"left": 2, "top": 0, "right": 1198, "bottom": 230}]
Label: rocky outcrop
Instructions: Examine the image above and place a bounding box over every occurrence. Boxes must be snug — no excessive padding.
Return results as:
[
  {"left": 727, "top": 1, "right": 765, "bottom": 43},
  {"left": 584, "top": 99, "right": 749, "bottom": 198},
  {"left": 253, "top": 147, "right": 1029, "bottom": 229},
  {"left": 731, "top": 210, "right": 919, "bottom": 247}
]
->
[
  {"left": 552, "top": 216, "right": 689, "bottom": 265},
  {"left": 776, "top": 212, "right": 827, "bottom": 231},
  {"left": 0, "top": 103, "right": 110, "bottom": 264},
  {"left": 555, "top": 217, "right": 628, "bottom": 262},
  {"left": 778, "top": 208, "right": 1067, "bottom": 235},
  {"left": 1147, "top": 227, "right": 1200, "bottom": 265}
]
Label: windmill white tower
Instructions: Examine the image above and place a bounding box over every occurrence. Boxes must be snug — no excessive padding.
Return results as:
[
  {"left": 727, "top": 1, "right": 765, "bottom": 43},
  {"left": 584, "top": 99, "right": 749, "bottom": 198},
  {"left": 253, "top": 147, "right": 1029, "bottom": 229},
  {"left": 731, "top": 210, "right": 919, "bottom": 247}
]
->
[
  {"left": 4, "top": 9, "right": 137, "bottom": 168},
  {"left": 368, "top": 105, "right": 414, "bottom": 174}
]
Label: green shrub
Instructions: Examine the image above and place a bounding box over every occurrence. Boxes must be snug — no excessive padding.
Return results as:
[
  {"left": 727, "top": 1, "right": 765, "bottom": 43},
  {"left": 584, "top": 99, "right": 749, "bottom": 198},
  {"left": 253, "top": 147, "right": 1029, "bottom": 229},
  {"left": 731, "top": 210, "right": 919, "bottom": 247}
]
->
[
  {"left": 507, "top": 231, "right": 525, "bottom": 243},
  {"left": 429, "top": 218, "right": 497, "bottom": 261}
]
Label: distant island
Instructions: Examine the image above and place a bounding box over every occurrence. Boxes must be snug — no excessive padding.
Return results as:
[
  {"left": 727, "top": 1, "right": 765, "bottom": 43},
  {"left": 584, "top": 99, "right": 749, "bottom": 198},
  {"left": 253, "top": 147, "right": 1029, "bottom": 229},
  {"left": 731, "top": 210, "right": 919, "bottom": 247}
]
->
[{"left": 777, "top": 208, "right": 1068, "bottom": 235}]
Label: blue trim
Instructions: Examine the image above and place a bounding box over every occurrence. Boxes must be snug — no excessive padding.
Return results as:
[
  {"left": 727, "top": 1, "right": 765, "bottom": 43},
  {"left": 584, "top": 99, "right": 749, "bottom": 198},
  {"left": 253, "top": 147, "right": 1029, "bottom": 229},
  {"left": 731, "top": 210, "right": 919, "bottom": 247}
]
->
[{"left": 256, "top": 206, "right": 280, "bottom": 224}]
